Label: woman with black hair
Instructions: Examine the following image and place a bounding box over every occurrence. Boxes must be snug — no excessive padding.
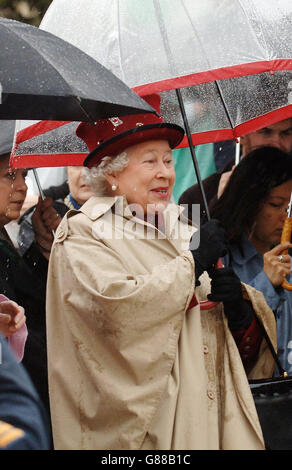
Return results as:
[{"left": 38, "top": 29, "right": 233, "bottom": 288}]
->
[{"left": 211, "top": 146, "right": 292, "bottom": 375}]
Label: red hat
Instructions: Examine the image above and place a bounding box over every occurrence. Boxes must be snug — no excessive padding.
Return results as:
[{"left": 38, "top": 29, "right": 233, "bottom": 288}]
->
[{"left": 76, "top": 94, "right": 185, "bottom": 168}]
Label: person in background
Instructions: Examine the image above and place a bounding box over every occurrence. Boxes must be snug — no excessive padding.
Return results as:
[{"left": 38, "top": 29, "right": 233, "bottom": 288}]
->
[
  {"left": 179, "top": 118, "right": 292, "bottom": 222},
  {"left": 211, "top": 146, "right": 292, "bottom": 375},
  {"left": 17, "top": 166, "right": 94, "bottom": 256},
  {"left": 21, "top": 166, "right": 68, "bottom": 216},
  {"left": 0, "top": 158, "right": 93, "bottom": 441},
  {"left": 46, "top": 94, "right": 275, "bottom": 450},
  {"left": 0, "top": 149, "right": 58, "bottom": 417}
]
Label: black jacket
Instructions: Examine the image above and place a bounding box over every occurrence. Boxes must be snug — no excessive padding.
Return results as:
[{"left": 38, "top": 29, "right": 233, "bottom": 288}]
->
[{"left": 0, "top": 229, "right": 50, "bottom": 415}]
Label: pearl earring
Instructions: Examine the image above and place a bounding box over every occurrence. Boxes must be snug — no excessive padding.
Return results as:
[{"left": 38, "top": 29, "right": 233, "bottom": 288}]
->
[{"left": 112, "top": 183, "right": 117, "bottom": 191}]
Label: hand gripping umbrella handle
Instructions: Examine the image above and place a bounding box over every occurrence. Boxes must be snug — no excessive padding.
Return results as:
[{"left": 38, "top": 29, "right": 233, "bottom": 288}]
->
[
  {"left": 199, "top": 258, "right": 224, "bottom": 310},
  {"left": 281, "top": 217, "right": 292, "bottom": 290}
]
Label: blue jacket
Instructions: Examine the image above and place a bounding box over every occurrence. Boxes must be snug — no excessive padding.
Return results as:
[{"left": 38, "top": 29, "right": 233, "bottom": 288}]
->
[
  {"left": 224, "top": 233, "right": 292, "bottom": 375},
  {"left": 0, "top": 334, "right": 50, "bottom": 449}
]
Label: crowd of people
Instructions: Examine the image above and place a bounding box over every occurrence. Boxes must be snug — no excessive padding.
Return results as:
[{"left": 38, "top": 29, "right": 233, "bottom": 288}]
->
[{"left": 1, "top": 92, "right": 292, "bottom": 450}]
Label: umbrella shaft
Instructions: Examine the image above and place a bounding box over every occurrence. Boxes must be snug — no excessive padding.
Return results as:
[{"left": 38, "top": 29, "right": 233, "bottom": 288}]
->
[
  {"left": 175, "top": 89, "right": 210, "bottom": 221},
  {"left": 33, "top": 169, "right": 45, "bottom": 200},
  {"left": 288, "top": 190, "right": 292, "bottom": 218}
]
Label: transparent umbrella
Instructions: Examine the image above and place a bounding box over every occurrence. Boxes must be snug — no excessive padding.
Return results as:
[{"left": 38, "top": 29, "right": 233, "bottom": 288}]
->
[{"left": 17, "top": 0, "right": 292, "bottom": 218}]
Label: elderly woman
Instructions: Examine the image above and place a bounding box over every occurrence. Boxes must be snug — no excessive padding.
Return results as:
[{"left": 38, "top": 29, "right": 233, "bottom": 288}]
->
[
  {"left": 46, "top": 95, "right": 275, "bottom": 450},
  {"left": 211, "top": 146, "right": 292, "bottom": 376}
]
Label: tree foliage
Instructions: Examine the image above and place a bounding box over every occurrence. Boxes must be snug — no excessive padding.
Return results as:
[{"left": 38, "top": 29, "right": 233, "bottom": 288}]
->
[{"left": 0, "top": 0, "right": 52, "bottom": 26}]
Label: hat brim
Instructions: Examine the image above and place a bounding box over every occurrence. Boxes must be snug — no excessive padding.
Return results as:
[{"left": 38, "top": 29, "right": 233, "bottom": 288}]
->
[{"left": 84, "top": 123, "right": 185, "bottom": 168}]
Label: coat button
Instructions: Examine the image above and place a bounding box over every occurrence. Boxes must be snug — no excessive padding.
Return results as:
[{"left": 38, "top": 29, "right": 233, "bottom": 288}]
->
[
  {"left": 207, "top": 390, "right": 215, "bottom": 400},
  {"left": 203, "top": 345, "right": 209, "bottom": 354}
]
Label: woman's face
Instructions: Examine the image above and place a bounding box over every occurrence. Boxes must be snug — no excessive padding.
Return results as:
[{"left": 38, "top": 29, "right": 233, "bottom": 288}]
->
[
  {"left": 67, "top": 166, "right": 94, "bottom": 205},
  {"left": 0, "top": 155, "right": 27, "bottom": 227},
  {"left": 250, "top": 179, "right": 292, "bottom": 253},
  {"left": 110, "top": 139, "right": 175, "bottom": 215}
]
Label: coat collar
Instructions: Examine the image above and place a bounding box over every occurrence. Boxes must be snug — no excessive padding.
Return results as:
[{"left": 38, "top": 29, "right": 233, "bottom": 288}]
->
[{"left": 79, "top": 195, "right": 196, "bottom": 241}]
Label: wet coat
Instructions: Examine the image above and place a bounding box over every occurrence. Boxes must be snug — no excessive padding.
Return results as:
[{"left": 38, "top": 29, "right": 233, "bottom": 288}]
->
[{"left": 46, "top": 196, "right": 276, "bottom": 450}]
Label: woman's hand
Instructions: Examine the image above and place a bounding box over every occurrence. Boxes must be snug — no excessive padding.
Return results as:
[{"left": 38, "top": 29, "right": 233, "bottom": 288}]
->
[
  {"left": 190, "top": 219, "right": 227, "bottom": 285},
  {"left": 263, "top": 242, "right": 292, "bottom": 286},
  {"left": 32, "top": 197, "right": 61, "bottom": 260},
  {"left": 0, "top": 300, "right": 26, "bottom": 338},
  {"left": 207, "top": 267, "right": 253, "bottom": 330}
]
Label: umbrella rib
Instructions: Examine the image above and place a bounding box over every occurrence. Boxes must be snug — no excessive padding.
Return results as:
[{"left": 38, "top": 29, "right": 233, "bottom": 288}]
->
[
  {"left": 241, "top": 0, "right": 292, "bottom": 57},
  {"left": 214, "top": 81, "right": 235, "bottom": 130},
  {"left": 180, "top": 0, "right": 235, "bottom": 129},
  {"left": 237, "top": 0, "right": 270, "bottom": 58},
  {"left": 152, "top": 0, "right": 211, "bottom": 219},
  {"left": 180, "top": 0, "right": 213, "bottom": 72},
  {"left": 153, "top": 0, "right": 177, "bottom": 76},
  {"left": 116, "top": 0, "right": 127, "bottom": 84}
]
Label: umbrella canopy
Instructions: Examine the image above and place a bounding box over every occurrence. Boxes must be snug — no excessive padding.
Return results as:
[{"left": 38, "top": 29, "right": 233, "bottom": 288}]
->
[
  {"left": 0, "top": 17, "right": 155, "bottom": 122},
  {"left": 38, "top": 0, "right": 292, "bottom": 143},
  {"left": 11, "top": 0, "right": 292, "bottom": 169},
  {"left": 0, "top": 120, "right": 15, "bottom": 155},
  {"left": 11, "top": 120, "right": 86, "bottom": 168},
  {"left": 11, "top": 67, "right": 292, "bottom": 168}
]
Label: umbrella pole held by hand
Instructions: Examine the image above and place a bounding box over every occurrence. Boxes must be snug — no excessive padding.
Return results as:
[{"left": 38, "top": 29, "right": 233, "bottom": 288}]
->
[
  {"left": 235, "top": 138, "right": 241, "bottom": 165},
  {"left": 281, "top": 190, "right": 292, "bottom": 290},
  {"left": 175, "top": 90, "right": 223, "bottom": 309},
  {"left": 175, "top": 89, "right": 210, "bottom": 221},
  {"left": 32, "top": 168, "right": 45, "bottom": 200},
  {"left": 32, "top": 168, "right": 55, "bottom": 237},
  {"left": 153, "top": 0, "right": 211, "bottom": 220}
]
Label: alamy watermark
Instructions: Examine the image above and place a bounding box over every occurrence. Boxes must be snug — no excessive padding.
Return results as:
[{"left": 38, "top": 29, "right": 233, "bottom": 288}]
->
[{"left": 90, "top": 199, "right": 201, "bottom": 250}]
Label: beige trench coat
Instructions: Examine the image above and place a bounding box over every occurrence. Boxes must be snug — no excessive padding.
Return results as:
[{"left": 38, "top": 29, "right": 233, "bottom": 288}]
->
[{"left": 46, "top": 196, "right": 276, "bottom": 450}]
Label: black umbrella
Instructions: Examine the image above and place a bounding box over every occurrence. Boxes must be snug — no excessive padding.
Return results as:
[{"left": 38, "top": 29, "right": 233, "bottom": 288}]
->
[
  {"left": 0, "top": 120, "right": 15, "bottom": 155},
  {"left": 0, "top": 18, "right": 155, "bottom": 122}
]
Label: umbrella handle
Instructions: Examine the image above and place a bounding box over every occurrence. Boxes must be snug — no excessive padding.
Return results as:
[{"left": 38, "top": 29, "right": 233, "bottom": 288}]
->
[
  {"left": 32, "top": 168, "right": 45, "bottom": 200},
  {"left": 199, "top": 258, "right": 224, "bottom": 310},
  {"left": 281, "top": 217, "right": 292, "bottom": 290},
  {"left": 33, "top": 169, "right": 56, "bottom": 237}
]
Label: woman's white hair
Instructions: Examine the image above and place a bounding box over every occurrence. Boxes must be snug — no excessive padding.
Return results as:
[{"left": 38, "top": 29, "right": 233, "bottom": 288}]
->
[{"left": 83, "top": 151, "right": 129, "bottom": 196}]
